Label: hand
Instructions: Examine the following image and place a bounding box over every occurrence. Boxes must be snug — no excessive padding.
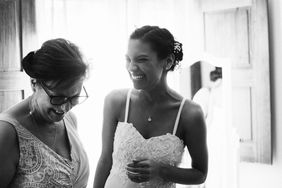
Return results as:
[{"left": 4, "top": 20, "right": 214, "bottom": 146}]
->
[{"left": 126, "top": 159, "right": 162, "bottom": 183}]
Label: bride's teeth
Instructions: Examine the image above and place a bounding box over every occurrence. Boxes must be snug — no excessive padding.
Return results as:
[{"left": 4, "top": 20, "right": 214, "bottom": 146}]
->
[{"left": 132, "top": 75, "right": 143, "bottom": 80}]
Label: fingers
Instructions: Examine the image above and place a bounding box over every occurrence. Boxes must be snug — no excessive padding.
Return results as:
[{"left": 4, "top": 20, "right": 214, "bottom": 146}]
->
[
  {"left": 126, "top": 161, "right": 151, "bottom": 183},
  {"left": 127, "top": 160, "right": 150, "bottom": 174},
  {"left": 126, "top": 159, "right": 159, "bottom": 183},
  {"left": 126, "top": 171, "right": 150, "bottom": 183},
  {"left": 127, "top": 162, "right": 150, "bottom": 168},
  {"left": 132, "top": 158, "right": 147, "bottom": 163},
  {"left": 126, "top": 166, "right": 149, "bottom": 174}
]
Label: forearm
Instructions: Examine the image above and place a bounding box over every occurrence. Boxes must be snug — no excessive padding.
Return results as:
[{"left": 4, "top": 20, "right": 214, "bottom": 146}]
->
[
  {"left": 93, "top": 157, "right": 112, "bottom": 188},
  {"left": 159, "top": 165, "right": 207, "bottom": 185}
]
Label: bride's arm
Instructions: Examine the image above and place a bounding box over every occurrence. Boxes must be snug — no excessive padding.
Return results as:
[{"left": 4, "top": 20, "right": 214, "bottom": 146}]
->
[
  {"left": 126, "top": 100, "right": 208, "bottom": 185},
  {"left": 93, "top": 90, "right": 126, "bottom": 188},
  {"left": 159, "top": 101, "right": 208, "bottom": 184}
]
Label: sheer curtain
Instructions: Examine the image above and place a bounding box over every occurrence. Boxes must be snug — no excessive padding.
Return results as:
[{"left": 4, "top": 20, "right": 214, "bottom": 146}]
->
[{"left": 35, "top": 0, "right": 203, "bottom": 187}]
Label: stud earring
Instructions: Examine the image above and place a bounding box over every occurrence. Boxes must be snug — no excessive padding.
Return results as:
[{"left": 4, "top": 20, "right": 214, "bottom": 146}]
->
[{"left": 31, "top": 79, "right": 36, "bottom": 92}]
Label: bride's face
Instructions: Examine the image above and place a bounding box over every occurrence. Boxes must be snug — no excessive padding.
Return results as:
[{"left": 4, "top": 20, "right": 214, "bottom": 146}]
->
[{"left": 125, "top": 39, "right": 165, "bottom": 90}]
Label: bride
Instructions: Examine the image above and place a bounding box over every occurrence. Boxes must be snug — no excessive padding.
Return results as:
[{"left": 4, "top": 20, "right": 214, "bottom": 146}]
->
[{"left": 94, "top": 25, "right": 208, "bottom": 188}]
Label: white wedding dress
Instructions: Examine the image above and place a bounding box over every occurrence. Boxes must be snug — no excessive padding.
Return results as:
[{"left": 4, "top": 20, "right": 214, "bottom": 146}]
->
[{"left": 104, "top": 89, "right": 185, "bottom": 188}]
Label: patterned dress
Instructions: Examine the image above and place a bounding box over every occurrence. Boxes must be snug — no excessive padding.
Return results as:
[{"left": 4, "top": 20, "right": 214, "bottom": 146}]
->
[{"left": 0, "top": 112, "right": 89, "bottom": 188}]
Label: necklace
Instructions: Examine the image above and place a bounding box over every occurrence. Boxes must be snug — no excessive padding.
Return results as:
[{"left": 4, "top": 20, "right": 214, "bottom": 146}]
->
[
  {"left": 29, "top": 98, "right": 58, "bottom": 149},
  {"left": 138, "top": 90, "right": 158, "bottom": 123},
  {"left": 146, "top": 103, "right": 156, "bottom": 123}
]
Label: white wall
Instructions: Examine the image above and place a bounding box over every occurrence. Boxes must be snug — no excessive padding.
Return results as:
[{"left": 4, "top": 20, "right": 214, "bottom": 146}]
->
[
  {"left": 239, "top": 1, "right": 282, "bottom": 187},
  {"left": 178, "top": 0, "right": 204, "bottom": 99},
  {"left": 180, "top": 1, "right": 282, "bottom": 187}
]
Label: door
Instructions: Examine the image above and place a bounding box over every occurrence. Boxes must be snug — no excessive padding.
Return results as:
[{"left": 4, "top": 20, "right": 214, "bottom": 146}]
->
[
  {"left": 201, "top": 0, "right": 271, "bottom": 163},
  {"left": 0, "top": 0, "right": 36, "bottom": 112}
]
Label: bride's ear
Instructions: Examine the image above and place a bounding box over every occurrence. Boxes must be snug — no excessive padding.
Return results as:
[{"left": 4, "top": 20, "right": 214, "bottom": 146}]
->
[{"left": 165, "top": 54, "right": 175, "bottom": 71}]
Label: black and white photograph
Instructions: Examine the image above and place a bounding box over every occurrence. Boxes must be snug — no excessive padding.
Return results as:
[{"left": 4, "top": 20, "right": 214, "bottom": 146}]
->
[{"left": 0, "top": 0, "right": 281, "bottom": 187}]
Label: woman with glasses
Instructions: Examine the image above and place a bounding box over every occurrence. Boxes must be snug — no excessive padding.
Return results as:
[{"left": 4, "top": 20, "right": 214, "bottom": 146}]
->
[{"left": 0, "top": 38, "right": 89, "bottom": 188}]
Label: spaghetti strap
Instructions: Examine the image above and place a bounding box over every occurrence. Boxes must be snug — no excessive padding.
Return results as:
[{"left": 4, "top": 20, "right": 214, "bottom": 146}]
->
[
  {"left": 172, "top": 99, "right": 186, "bottom": 135},
  {"left": 124, "top": 89, "right": 132, "bottom": 123}
]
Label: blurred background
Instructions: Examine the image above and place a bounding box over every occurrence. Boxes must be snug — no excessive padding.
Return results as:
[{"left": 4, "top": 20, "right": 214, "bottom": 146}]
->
[{"left": 0, "top": 0, "right": 281, "bottom": 187}]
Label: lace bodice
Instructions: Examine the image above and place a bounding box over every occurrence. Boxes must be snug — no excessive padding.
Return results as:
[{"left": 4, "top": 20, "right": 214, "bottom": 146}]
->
[
  {"left": 105, "top": 89, "right": 185, "bottom": 188},
  {"left": 111, "top": 122, "right": 184, "bottom": 187}
]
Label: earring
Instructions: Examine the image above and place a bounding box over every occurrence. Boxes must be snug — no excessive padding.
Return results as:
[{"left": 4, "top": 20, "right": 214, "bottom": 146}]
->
[
  {"left": 31, "top": 79, "right": 36, "bottom": 92},
  {"left": 31, "top": 79, "right": 36, "bottom": 85}
]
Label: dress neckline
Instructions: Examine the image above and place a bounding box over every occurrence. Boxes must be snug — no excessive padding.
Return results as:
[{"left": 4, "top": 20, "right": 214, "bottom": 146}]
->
[
  {"left": 124, "top": 89, "right": 186, "bottom": 133},
  {"left": 117, "top": 121, "right": 184, "bottom": 147},
  {"left": 1, "top": 113, "right": 73, "bottom": 162}
]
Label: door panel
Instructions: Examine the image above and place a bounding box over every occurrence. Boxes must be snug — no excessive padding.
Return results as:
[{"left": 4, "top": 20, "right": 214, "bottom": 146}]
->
[
  {"left": 204, "top": 8, "right": 250, "bottom": 67},
  {"left": 0, "top": 0, "right": 35, "bottom": 112},
  {"left": 0, "top": 91, "right": 22, "bottom": 111},
  {"left": 21, "top": 0, "right": 37, "bottom": 56},
  {"left": 0, "top": 0, "right": 21, "bottom": 71},
  {"left": 232, "top": 87, "right": 253, "bottom": 141},
  {"left": 202, "top": 0, "right": 271, "bottom": 163}
]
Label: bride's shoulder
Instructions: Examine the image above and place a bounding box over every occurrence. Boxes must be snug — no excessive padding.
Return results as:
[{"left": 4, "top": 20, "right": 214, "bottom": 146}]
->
[
  {"left": 181, "top": 99, "right": 205, "bottom": 125},
  {"left": 103, "top": 89, "right": 131, "bottom": 122},
  {"left": 104, "top": 89, "right": 131, "bottom": 108},
  {"left": 105, "top": 89, "right": 129, "bottom": 101}
]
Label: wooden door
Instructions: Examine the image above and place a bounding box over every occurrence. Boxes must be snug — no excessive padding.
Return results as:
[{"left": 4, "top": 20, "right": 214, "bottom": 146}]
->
[
  {"left": 0, "top": 0, "right": 36, "bottom": 112},
  {"left": 201, "top": 0, "right": 271, "bottom": 163}
]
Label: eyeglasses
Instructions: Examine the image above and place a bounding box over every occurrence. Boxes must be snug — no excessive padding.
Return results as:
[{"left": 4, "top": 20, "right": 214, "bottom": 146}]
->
[{"left": 39, "top": 81, "right": 89, "bottom": 106}]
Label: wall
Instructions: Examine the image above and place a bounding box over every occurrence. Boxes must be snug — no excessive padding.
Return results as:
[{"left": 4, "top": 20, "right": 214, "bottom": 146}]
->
[
  {"left": 178, "top": 0, "right": 204, "bottom": 99},
  {"left": 180, "top": 0, "right": 282, "bottom": 187},
  {"left": 239, "top": 0, "right": 282, "bottom": 187}
]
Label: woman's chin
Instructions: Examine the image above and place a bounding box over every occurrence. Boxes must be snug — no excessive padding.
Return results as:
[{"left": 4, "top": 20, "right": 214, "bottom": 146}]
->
[
  {"left": 132, "top": 81, "right": 146, "bottom": 90},
  {"left": 133, "top": 83, "right": 153, "bottom": 92}
]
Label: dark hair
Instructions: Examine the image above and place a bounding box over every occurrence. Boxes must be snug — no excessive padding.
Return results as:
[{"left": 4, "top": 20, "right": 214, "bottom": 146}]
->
[
  {"left": 130, "top": 25, "right": 183, "bottom": 71},
  {"left": 22, "top": 38, "right": 88, "bottom": 88},
  {"left": 210, "top": 67, "right": 222, "bottom": 82}
]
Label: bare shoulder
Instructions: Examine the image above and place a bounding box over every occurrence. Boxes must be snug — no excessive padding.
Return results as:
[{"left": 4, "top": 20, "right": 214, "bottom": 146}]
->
[
  {"left": 0, "top": 119, "right": 18, "bottom": 143},
  {"left": 103, "top": 89, "right": 130, "bottom": 122},
  {"left": 104, "top": 89, "right": 130, "bottom": 111},
  {"left": 181, "top": 99, "right": 206, "bottom": 130},
  {"left": 178, "top": 99, "right": 207, "bottom": 150},
  {"left": 0, "top": 118, "right": 19, "bottom": 158},
  {"left": 105, "top": 89, "right": 128, "bottom": 104}
]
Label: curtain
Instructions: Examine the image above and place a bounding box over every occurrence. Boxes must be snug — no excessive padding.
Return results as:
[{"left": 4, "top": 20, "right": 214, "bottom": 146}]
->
[{"left": 34, "top": 1, "right": 216, "bottom": 187}]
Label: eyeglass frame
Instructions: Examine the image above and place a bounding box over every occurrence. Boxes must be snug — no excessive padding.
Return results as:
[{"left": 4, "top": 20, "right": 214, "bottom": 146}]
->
[{"left": 39, "top": 80, "right": 89, "bottom": 106}]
